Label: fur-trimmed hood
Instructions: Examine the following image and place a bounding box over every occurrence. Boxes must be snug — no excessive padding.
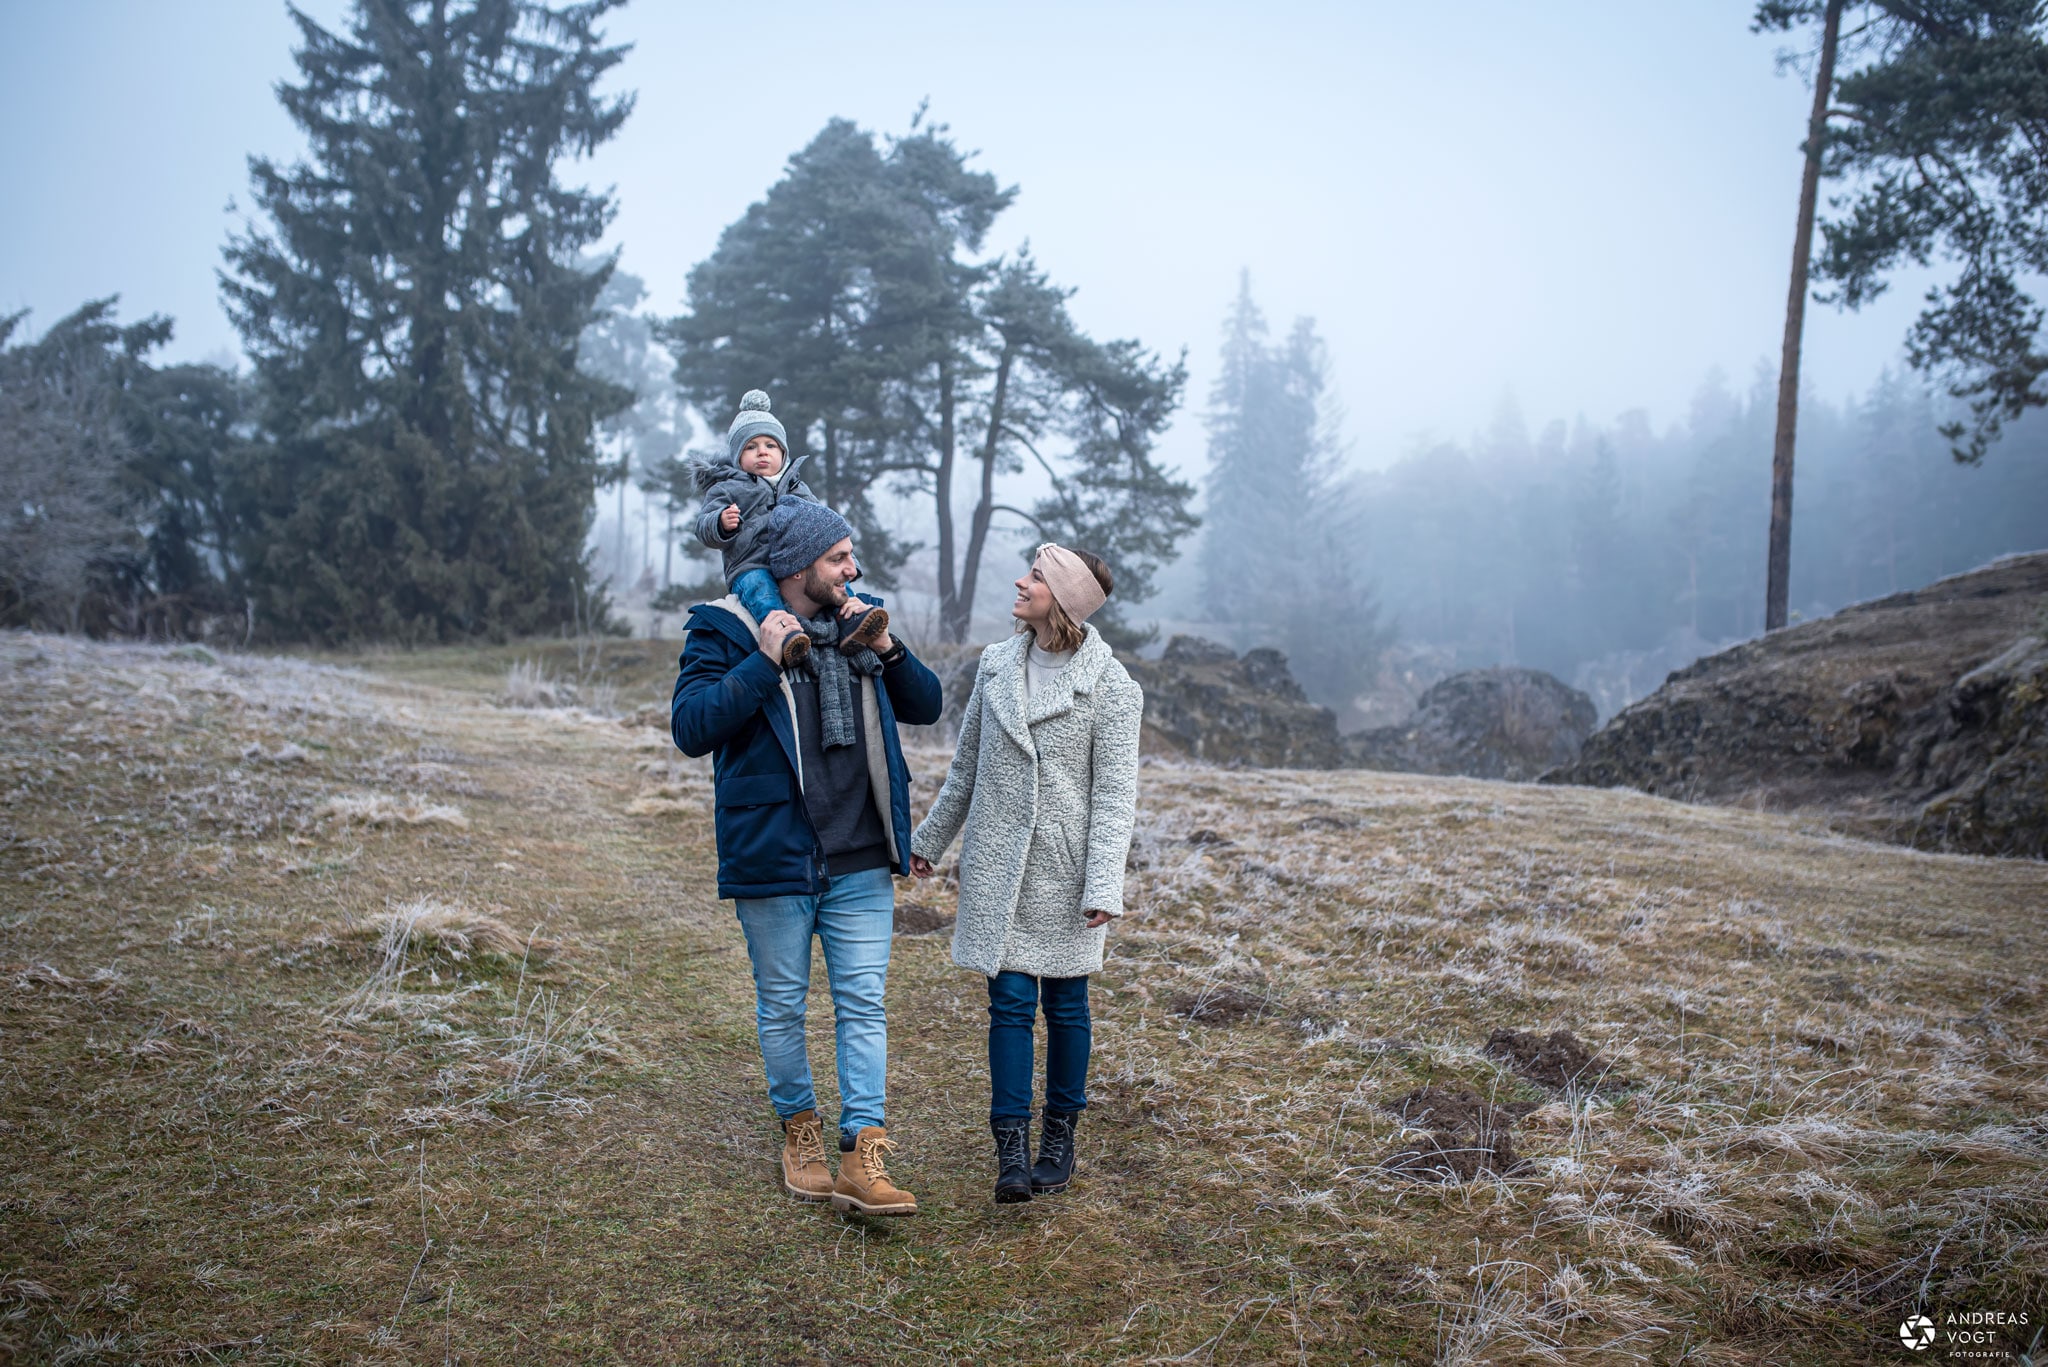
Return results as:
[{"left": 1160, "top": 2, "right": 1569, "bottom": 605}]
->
[{"left": 689, "top": 448, "right": 810, "bottom": 495}]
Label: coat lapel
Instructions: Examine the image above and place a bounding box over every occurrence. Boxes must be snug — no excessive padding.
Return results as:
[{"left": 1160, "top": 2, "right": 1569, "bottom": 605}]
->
[
  {"left": 1025, "top": 626, "right": 1111, "bottom": 727},
  {"left": 703, "top": 593, "right": 805, "bottom": 787},
  {"left": 984, "top": 636, "right": 1036, "bottom": 755}
]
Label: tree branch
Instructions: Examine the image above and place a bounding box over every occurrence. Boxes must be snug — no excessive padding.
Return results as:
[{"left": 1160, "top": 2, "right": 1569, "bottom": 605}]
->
[
  {"left": 1000, "top": 423, "right": 1084, "bottom": 522},
  {"left": 989, "top": 503, "right": 1055, "bottom": 539}
]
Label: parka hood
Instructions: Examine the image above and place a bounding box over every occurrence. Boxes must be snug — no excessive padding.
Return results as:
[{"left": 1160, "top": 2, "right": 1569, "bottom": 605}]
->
[{"left": 690, "top": 448, "right": 808, "bottom": 494}]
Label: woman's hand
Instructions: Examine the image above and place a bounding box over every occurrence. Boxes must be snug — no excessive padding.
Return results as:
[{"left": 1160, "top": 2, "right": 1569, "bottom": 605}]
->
[
  {"left": 1084, "top": 910, "right": 1112, "bottom": 928},
  {"left": 909, "top": 854, "right": 935, "bottom": 879}
]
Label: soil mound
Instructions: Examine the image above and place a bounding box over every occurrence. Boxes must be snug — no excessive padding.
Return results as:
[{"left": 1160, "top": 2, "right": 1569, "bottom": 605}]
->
[
  {"left": 1123, "top": 636, "right": 1344, "bottom": 769},
  {"left": 1379, "top": 1086, "right": 1525, "bottom": 1182},
  {"left": 1484, "top": 1027, "right": 1626, "bottom": 1091},
  {"left": 1546, "top": 552, "right": 2048, "bottom": 857},
  {"left": 1348, "top": 668, "right": 1597, "bottom": 781}
]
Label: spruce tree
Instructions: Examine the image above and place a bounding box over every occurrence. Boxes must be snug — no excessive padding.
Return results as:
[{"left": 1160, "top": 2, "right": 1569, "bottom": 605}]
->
[
  {"left": 1197, "top": 274, "right": 1385, "bottom": 703},
  {"left": 223, "top": 0, "right": 634, "bottom": 643}
]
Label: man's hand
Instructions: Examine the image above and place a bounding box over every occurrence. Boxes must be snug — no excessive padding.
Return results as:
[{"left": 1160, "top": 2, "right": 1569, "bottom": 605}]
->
[
  {"left": 719, "top": 504, "right": 741, "bottom": 534},
  {"left": 758, "top": 609, "right": 801, "bottom": 663},
  {"left": 1084, "top": 910, "right": 1112, "bottom": 928},
  {"left": 908, "top": 854, "right": 935, "bottom": 879},
  {"left": 840, "top": 596, "right": 893, "bottom": 654}
]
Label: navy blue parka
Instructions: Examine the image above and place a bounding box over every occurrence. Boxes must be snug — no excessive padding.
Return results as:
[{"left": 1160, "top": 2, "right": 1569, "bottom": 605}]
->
[{"left": 671, "top": 592, "right": 946, "bottom": 900}]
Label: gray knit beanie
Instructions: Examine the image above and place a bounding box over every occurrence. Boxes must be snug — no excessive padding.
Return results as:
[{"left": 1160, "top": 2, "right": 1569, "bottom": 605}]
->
[
  {"left": 726, "top": 389, "right": 788, "bottom": 464},
  {"left": 766, "top": 499, "right": 855, "bottom": 580}
]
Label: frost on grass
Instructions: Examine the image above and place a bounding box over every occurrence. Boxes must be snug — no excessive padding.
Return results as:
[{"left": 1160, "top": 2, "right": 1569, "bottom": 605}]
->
[
  {"left": 327, "top": 897, "right": 607, "bottom": 1124},
  {"left": 1061, "top": 760, "right": 2048, "bottom": 1351},
  {"left": 501, "top": 658, "right": 620, "bottom": 717},
  {"left": 316, "top": 793, "right": 468, "bottom": 829},
  {"left": 625, "top": 748, "right": 711, "bottom": 816},
  {"left": 332, "top": 896, "right": 555, "bottom": 1019}
]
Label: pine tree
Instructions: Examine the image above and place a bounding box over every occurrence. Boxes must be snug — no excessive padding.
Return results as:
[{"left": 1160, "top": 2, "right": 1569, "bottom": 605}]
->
[
  {"left": 0, "top": 302, "right": 154, "bottom": 631},
  {"left": 223, "top": 0, "right": 634, "bottom": 643},
  {"left": 1197, "top": 274, "right": 1386, "bottom": 702},
  {"left": 663, "top": 118, "right": 997, "bottom": 590},
  {"left": 668, "top": 116, "right": 1194, "bottom": 640}
]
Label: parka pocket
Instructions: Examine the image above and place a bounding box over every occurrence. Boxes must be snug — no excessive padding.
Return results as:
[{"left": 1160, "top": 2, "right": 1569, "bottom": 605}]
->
[{"left": 718, "top": 773, "right": 793, "bottom": 809}]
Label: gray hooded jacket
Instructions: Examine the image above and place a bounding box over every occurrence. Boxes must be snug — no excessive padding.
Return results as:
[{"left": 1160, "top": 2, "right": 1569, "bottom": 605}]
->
[{"left": 692, "top": 450, "right": 822, "bottom": 582}]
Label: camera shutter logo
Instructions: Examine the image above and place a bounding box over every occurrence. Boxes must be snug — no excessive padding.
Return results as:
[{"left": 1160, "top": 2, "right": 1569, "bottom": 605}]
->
[{"left": 1898, "top": 1314, "right": 1935, "bottom": 1350}]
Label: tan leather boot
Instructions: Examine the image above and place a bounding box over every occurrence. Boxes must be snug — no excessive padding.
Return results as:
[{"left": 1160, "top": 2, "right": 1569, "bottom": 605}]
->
[
  {"left": 831, "top": 1126, "right": 917, "bottom": 1216},
  {"left": 780, "top": 1109, "right": 833, "bottom": 1202}
]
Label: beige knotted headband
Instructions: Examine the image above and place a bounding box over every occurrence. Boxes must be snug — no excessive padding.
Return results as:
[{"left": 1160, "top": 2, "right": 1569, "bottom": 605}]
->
[{"left": 1033, "top": 543, "right": 1107, "bottom": 624}]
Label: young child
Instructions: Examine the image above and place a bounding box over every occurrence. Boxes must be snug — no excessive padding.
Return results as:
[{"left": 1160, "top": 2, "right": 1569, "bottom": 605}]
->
[{"left": 693, "top": 389, "right": 887, "bottom": 669}]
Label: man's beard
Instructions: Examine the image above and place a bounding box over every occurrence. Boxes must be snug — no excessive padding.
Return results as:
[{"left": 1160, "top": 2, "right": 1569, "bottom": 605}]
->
[{"left": 799, "top": 564, "right": 849, "bottom": 611}]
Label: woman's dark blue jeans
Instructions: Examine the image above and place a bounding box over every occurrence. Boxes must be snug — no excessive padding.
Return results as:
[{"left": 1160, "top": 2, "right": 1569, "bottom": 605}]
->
[{"left": 987, "top": 971, "right": 1090, "bottom": 1121}]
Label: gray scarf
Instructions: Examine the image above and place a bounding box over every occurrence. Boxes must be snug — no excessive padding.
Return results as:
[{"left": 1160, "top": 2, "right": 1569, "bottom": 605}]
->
[{"left": 799, "top": 611, "right": 883, "bottom": 748}]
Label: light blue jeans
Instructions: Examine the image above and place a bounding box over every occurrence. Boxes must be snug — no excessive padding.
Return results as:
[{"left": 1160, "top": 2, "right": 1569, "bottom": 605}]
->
[
  {"left": 733, "top": 866, "right": 895, "bottom": 1140},
  {"left": 733, "top": 567, "right": 788, "bottom": 628}
]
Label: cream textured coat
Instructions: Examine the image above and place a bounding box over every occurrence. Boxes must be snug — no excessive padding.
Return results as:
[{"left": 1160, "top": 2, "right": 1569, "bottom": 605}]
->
[{"left": 910, "top": 625, "right": 1144, "bottom": 979}]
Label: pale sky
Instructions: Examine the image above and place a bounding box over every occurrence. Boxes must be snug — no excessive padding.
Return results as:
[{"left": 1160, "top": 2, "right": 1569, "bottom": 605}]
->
[{"left": 1, "top": 1, "right": 1933, "bottom": 478}]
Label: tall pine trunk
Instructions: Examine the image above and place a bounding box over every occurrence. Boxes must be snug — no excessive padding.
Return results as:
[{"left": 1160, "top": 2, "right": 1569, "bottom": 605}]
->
[
  {"left": 1767, "top": 0, "right": 1843, "bottom": 632},
  {"left": 948, "top": 344, "right": 1016, "bottom": 644}
]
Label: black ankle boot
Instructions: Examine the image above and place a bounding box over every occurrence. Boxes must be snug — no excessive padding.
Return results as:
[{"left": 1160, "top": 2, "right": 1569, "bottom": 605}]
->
[
  {"left": 1032, "top": 1109, "right": 1079, "bottom": 1194},
  {"left": 991, "top": 1118, "right": 1032, "bottom": 1203}
]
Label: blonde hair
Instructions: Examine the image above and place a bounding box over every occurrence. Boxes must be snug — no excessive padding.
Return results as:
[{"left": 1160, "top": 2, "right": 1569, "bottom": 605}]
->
[{"left": 1017, "top": 548, "right": 1112, "bottom": 653}]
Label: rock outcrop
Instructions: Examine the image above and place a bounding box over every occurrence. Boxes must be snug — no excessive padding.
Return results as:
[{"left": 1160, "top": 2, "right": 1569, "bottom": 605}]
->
[
  {"left": 1348, "top": 668, "right": 1597, "bottom": 781},
  {"left": 1546, "top": 552, "right": 2048, "bottom": 858},
  {"left": 1122, "top": 636, "right": 1344, "bottom": 769}
]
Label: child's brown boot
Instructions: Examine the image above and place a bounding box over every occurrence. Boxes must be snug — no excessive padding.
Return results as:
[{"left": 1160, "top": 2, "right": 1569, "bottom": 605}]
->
[
  {"left": 779, "top": 631, "right": 812, "bottom": 670},
  {"left": 838, "top": 606, "right": 890, "bottom": 657}
]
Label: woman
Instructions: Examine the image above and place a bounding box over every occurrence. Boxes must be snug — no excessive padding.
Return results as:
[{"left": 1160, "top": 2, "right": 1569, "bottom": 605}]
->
[{"left": 909, "top": 544, "right": 1144, "bottom": 1203}]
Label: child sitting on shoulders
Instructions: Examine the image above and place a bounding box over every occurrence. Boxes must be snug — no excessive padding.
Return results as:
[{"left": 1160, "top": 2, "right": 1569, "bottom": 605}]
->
[{"left": 693, "top": 389, "right": 887, "bottom": 669}]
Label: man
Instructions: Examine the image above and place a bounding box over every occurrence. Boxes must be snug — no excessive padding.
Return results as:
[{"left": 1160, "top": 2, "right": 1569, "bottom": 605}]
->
[{"left": 671, "top": 497, "right": 943, "bottom": 1216}]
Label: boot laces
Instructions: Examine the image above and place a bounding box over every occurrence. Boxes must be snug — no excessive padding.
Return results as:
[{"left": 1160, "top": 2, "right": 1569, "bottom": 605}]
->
[
  {"left": 996, "top": 1125, "right": 1031, "bottom": 1169},
  {"left": 1041, "top": 1114, "right": 1074, "bottom": 1166},
  {"left": 787, "top": 1116, "right": 827, "bottom": 1167},
  {"left": 860, "top": 1134, "right": 901, "bottom": 1182}
]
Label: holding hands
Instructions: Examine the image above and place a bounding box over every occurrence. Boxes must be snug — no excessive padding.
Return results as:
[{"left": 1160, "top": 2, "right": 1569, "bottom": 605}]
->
[{"left": 909, "top": 854, "right": 1108, "bottom": 927}]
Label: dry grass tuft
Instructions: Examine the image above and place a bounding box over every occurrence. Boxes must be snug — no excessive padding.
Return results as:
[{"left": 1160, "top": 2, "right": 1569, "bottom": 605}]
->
[
  {"left": 344, "top": 897, "right": 555, "bottom": 966},
  {"left": 315, "top": 792, "right": 469, "bottom": 828},
  {"left": 8, "top": 963, "right": 122, "bottom": 996}
]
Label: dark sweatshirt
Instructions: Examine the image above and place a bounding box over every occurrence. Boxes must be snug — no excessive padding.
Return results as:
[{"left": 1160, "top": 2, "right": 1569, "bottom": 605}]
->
[{"left": 788, "top": 671, "right": 890, "bottom": 878}]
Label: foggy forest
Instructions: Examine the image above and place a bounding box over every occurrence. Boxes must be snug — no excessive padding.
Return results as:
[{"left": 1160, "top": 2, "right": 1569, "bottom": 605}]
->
[{"left": 4, "top": 2, "right": 2046, "bottom": 1363}]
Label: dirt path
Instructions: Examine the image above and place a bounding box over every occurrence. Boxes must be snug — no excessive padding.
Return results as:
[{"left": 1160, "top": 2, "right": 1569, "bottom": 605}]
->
[{"left": 4, "top": 635, "right": 2044, "bottom": 1364}]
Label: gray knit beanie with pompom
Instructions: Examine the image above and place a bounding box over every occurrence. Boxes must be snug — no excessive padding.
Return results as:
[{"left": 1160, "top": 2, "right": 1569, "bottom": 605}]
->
[{"left": 726, "top": 389, "right": 789, "bottom": 464}]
